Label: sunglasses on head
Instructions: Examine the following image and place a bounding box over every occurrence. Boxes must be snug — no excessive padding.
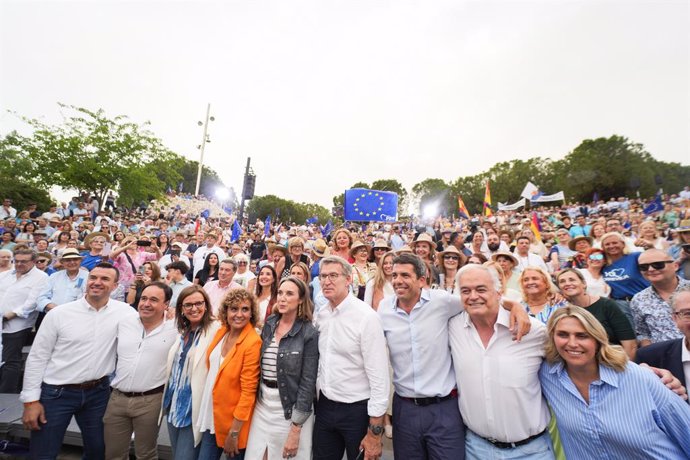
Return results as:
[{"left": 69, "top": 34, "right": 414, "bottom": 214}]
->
[{"left": 638, "top": 260, "right": 673, "bottom": 272}]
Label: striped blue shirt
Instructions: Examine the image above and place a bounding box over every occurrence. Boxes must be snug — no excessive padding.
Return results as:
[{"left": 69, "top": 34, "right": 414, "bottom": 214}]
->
[{"left": 539, "top": 360, "right": 690, "bottom": 459}]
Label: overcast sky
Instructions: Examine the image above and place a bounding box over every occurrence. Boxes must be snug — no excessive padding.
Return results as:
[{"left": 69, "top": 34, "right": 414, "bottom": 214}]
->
[{"left": 1, "top": 0, "right": 688, "bottom": 208}]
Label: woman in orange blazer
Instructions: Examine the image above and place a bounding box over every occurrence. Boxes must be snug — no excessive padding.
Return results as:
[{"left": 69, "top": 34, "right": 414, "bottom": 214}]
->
[{"left": 196, "top": 288, "right": 261, "bottom": 460}]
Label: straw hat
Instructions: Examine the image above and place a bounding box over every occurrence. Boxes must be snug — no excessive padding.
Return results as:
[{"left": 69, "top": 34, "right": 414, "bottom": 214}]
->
[
  {"left": 372, "top": 239, "right": 391, "bottom": 250},
  {"left": 60, "top": 248, "right": 83, "bottom": 260},
  {"left": 312, "top": 239, "right": 330, "bottom": 258},
  {"left": 411, "top": 233, "right": 435, "bottom": 249},
  {"left": 568, "top": 235, "right": 593, "bottom": 251},
  {"left": 491, "top": 251, "right": 519, "bottom": 266},
  {"left": 349, "top": 240, "right": 370, "bottom": 258}
]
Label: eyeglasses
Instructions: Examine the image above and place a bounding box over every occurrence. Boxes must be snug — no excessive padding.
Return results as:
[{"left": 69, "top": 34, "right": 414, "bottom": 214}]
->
[
  {"left": 36, "top": 259, "right": 49, "bottom": 264},
  {"left": 588, "top": 253, "right": 604, "bottom": 261},
  {"left": 374, "top": 247, "right": 387, "bottom": 251},
  {"left": 181, "top": 301, "right": 206, "bottom": 310},
  {"left": 638, "top": 260, "right": 674, "bottom": 272},
  {"left": 237, "top": 261, "right": 247, "bottom": 265},
  {"left": 319, "top": 272, "right": 344, "bottom": 282},
  {"left": 444, "top": 255, "right": 460, "bottom": 260},
  {"left": 672, "top": 310, "right": 690, "bottom": 320}
]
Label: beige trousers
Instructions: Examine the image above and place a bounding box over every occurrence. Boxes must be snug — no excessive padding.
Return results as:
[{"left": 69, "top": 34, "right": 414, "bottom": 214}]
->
[{"left": 103, "top": 388, "right": 163, "bottom": 460}]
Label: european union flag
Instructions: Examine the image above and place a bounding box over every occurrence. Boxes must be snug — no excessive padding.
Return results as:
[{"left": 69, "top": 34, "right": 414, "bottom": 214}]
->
[
  {"left": 344, "top": 189, "right": 398, "bottom": 222},
  {"left": 231, "top": 220, "right": 242, "bottom": 242},
  {"left": 306, "top": 216, "right": 319, "bottom": 225},
  {"left": 643, "top": 192, "right": 663, "bottom": 215},
  {"left": 200, "top": 209, "right": 210, "bottom": 219}
]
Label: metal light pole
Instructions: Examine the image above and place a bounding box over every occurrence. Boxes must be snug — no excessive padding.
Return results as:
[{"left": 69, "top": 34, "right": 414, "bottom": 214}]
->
[{"left": 194, "top": 103, "right": 214, "bottom": 196}]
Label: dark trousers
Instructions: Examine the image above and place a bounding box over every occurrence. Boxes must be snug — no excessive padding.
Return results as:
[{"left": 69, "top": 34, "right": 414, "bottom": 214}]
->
[
  {"left": 30, "top": 380, "right": 111, "bottom": 460},
  {"left": 392, "top": 393, "right": 466, "bottom": 460},
  {"left": 0, "top": 328, "right": 31, "bottom": 393},
  {"left": 313, "top": 392, "right": 369, "bottom": 460}
]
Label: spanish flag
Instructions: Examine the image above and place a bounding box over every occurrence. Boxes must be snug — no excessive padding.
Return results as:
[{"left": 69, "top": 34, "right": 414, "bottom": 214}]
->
[
  {"left": 530, "top": 211, "right": 542, "bottom": 241},
  {"left": 483, "top": 181, "right": 493, "bottom": 217},
  {"left": 457, "top": 196, "right": 470, "bottom": 219}
]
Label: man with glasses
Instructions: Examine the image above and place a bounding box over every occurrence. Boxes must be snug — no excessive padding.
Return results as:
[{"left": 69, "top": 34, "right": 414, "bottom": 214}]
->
[
  {"left": 313, "top": 255, "right": 389, "bottom": 460},
  {"left": 20, "top": 263, "right": 137, "bottom": 459},
  {"left": 631, "top": 249, "right": 689, "bottom": 347},
  {"left": 0, "top": 248, "right": 49, "bottom": 392},
  {"left": 36, "top": 249, "right": 88, "bottom": 313},
  {"left": 636, "top": 286, "right": 690, "bottom": 390}
]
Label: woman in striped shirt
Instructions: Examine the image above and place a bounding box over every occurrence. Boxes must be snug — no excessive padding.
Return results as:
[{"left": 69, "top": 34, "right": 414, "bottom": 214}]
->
[
  {"left": 245, "top": 277, "right": 319, "bottom": 460},
  {"left": 539, "top": 305, "right": 690, "bottom": 459}
]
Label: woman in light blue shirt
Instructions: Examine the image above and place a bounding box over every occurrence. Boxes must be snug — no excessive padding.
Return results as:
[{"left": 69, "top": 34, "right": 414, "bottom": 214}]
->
[{"left": 539, "top": 305, "right": 690, "bottom": 459}]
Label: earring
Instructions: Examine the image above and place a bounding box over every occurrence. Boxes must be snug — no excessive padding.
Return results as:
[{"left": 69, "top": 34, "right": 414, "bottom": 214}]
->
[{"left": 298, "top": 304, "right": 302, "bottom": 317}]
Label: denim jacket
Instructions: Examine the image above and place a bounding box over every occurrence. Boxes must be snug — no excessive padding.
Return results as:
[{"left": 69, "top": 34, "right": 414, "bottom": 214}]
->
[{"left": 260, "top": 315, "right": 319, "bottom": 425}]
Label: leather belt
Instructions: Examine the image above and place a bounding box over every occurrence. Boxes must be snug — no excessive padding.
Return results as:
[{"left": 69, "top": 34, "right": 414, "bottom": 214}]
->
[
  {"left": 481, "top": 429, "right": 546, "bottom": 449},
  {"left": 262, "top": 379, "right": 278, "bottom": 389},
  {"left": 62, "top": 376, "right": 109, "bottom": 390},
  {"left": 397, "top": 389, "right": 458, "bottom": 407},
  {"left": 116, "top": 385, "right": 165, "bottom": 398}
]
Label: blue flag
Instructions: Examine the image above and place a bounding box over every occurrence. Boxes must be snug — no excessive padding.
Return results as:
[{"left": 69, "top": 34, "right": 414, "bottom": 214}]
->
[
  {"left": 322, "top": 220, "right": 333, "bottom": 237},
  {"left": 344, "top": 189, "right": 398, "bottom": 222},
  {"left": 200, "top": 209, "right": 210, "bottom": 219},
  {"left": 264, "top": 215, "right": 271, "bottom": 237},
  {"left": 592, "top": 191, "right": 599, "bottom": 203},
  {"left": 231, "top": 220, "right": 242, "bottom": 242},
  {"left": 223, "top": 205, "right": 233, "bottom": 215},
  {"left": 306, "top": 216, "right": 319, "bottom": 225},
  {"left": 643, "top": 192, "right": 663, "bottom": 215}
]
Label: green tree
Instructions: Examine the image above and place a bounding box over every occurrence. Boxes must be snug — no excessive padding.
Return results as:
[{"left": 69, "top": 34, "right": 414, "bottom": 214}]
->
[
  {"left": 6, "top": 104, "right": 183, "bottom": 208},
  {"left": 332, "top": 181, "right": 370, "bottom": 207}
]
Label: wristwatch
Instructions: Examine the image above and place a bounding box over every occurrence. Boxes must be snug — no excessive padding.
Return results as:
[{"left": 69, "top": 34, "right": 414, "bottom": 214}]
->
[
  {"left": 230, "top": 431, "right": 239, "bottom": 439},
  {"left": 368, "top": 423, "right": 384, "bottom": 436}
]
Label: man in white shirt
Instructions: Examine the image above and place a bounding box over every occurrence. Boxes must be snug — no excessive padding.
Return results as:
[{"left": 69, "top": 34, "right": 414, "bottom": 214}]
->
[
  {"left": 0, "top": 198, "right": 17, "bottom": 220},
  {"left": 20, "top": 262, "right": 137, "bottom": 459},
  {"left": 313, "top": 256, "right": 389, "bottom": 460},
  {"left": 449, "top": 264, "right": 553, "bottom": 458},
  {"left": 0, "top": 248, "right": 49, "bottom": 392},
  {"left": 514, "top": 235, "right": 549, "bottom": 273},
  {"left": 192, "top": 233, "right": 226, "bottom": 278},
  {"left": 203, "top": 259, "right": 242, "bottom": 314},
  {"left": 104, "top": 281, "right": 178, "bottom": 459}
]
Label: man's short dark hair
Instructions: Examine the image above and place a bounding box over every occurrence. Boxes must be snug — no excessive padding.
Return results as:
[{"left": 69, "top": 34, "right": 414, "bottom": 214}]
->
[
  {"left": 143, "top": 281, "right": 173, "bottom": 302},
  {"left": 166, "top": 261, "right": 189, "bottom": 274},
  {"left": 93, "top": 262, "right": 120, "bottom": 282},
  {"left": 516, "top": 235, "right": 531, "bottom": 244},
  {"left": 392, "top": 253, "right": 427, "bottom": 279},
  {"left": 450, "top": 232, "right": 463, "bottom": 245}
]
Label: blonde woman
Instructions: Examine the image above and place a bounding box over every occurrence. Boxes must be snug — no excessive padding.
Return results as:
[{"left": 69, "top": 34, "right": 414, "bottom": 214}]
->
[
  {"left": 363, "top": 250, "right": 394, "bottom": 309},
  {"left": 540, "top": 306, "right": 690, "bottom": 459}
]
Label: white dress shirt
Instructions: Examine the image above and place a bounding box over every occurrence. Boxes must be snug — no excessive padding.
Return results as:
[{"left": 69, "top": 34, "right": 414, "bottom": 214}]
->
[
  {"left": 680, "top": 339, "right": 690, "bottom": 392},
  {"left": 111, "top": 317, "right": 178, "bottom": 392},
  {"left": 35, "top": 268, "right": 89, "bottom": 312},
  {"left": 0, "top": 267, "right": 49, "bottom": 333},
  {"left": 514, "top": 252, "right": 549, "bottom": 273},
  {"left": 20, "top": 297, "right": 137, "bottom": 402},
  {"left": 316, "top": 294, "right": 390, "bottom": 417},
  {"left": 449, "top": 308, "right": 550, "bottom": 443}
]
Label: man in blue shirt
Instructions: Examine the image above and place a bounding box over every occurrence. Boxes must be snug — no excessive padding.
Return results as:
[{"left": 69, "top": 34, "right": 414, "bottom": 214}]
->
[{"left": 36, "top": 249, "right": 88, "bottom": 313}]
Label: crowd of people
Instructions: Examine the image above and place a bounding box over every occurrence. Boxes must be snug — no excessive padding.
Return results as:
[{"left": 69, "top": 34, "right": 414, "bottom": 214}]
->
[{"left": 0, "top": 187, "right": 690, "bottom": 460}]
